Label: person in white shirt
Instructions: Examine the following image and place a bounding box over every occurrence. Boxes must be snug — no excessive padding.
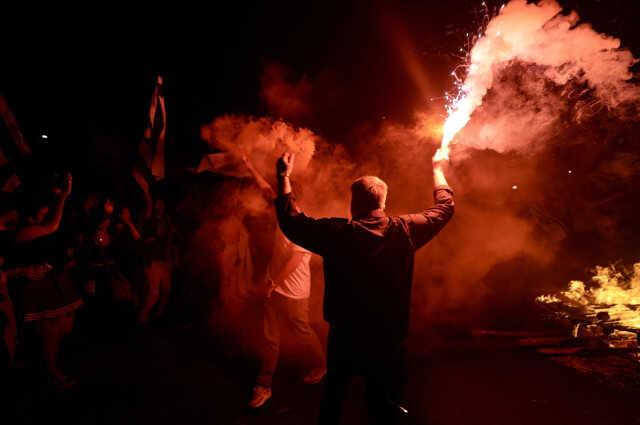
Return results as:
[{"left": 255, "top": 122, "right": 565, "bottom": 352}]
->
[{"left": 241, "top": 155, "right": 325, "bottom": 409}]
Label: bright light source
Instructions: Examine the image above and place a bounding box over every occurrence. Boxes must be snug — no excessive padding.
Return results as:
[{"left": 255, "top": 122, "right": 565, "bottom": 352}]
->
[
  {"left": 41, "top": 134, "right": 48, "bottom": 139},
  {"left": 512, "top": 185, "right": 518, "bottom": 190},
  {"left": 568, "top": 170, "right": 573, "bottom": 174}
]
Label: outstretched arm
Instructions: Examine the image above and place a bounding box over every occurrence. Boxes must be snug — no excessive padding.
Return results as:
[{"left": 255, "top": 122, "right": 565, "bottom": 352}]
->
[
  {"left": 132, "top": 166, "right": 153, "bottom": 220},
  {"left": 274, "top": 153, "right": 338, "bottom": 256},
  {"left": 16, "top": 173, "right": 72, "bottom": 242},
  {"left": 276, "top": 153, "right": 294, "bottom": 197},
  {"left": 120, "top": 208, "right": 141, "bottom": 241},
  {"left": 403, "top": 155, "right": 455, "bottom": 250}
]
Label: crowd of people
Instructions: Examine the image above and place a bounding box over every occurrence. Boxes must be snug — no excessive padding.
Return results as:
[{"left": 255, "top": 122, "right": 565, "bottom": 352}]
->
[
  {"left": 0, "top": 141, "right": 455, "bottom": 425},
  {"left": 0, "top": 152, "right": 328, "bottom": 404},
  {"left": 0, "top": 165, "right": 176, "bottom": 390}
]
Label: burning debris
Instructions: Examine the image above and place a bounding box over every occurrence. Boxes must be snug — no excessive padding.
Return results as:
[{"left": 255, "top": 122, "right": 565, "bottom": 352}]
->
[{"left": 537, "top": 263, "right": 640, "bottom": 354}]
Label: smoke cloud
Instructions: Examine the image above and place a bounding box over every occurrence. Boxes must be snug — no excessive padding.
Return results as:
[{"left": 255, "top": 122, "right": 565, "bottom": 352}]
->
[
  {"left": 180, "top": 0, "right": 640, "bottom": 341},
  {"left": 439, "top": 0, "right": 639, "bottom": 157}
]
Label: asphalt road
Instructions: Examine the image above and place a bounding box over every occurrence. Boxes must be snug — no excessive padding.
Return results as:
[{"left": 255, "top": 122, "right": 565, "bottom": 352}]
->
[{"left": 4, "top": 325, "right": 640, "bottom": 425}]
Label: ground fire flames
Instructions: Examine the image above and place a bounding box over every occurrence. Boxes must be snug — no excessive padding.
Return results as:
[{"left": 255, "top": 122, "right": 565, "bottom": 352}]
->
[{"left": 537, "top": 264, "right": 640, "bottom": 350}]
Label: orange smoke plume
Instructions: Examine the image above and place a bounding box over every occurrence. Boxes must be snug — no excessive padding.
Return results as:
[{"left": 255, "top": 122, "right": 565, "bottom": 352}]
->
[{"left": 434, "top": 0, "right": 639, "bottom": 160}]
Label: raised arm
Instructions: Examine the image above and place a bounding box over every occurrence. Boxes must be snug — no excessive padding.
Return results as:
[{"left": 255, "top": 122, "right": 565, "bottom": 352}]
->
[
  {"left": 274, "top": 153, "right": 339, "bottom": 256},
  {"left": 132, "top": 166, "right": 153, "bottom": 220},
  {"left": 120, "top": 207, "right": 141, "bottom": 241},
  {"left": 276, "top": 153, "right": 294, "bottom": 197},
  {"left": 402, "top": 155, "right": 455, "bottom": 250},
  {"left": 16, "top": 173, "right": 72, "bottom": 242}
]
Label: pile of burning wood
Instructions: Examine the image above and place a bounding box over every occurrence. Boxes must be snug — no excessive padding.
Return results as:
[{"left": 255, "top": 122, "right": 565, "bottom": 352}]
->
[{"left": 536, "top": 263, "right": 640, "bottom": 356}]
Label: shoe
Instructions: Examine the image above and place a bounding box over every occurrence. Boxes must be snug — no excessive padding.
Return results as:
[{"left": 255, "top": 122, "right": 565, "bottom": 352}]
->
[
  {"left": 303, "top": 367, "right": 327, "bottom": 384},
  {"left": 248, "top": 385, "right": 272, "bottom": 408}
]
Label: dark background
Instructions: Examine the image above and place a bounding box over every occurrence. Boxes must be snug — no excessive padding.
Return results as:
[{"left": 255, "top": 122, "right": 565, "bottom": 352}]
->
[
  {"left": 2, "top": 5, "right": 640, "bottom": 424},
  {"left": 0, "top": 0, "right": 637, "bottom": 179}
]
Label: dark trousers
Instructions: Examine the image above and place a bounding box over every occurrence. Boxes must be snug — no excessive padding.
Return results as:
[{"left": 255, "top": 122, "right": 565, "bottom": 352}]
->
[
  {"left": 319, "top": 326, "right": 407, "bottom": 425},
  {"left": 256, "top": 292, "right": 325, "bottom": 388}
]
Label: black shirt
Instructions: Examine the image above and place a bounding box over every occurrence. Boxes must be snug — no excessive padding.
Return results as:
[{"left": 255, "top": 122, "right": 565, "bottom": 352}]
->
[{"left": 275, "top": 185, "right": 454, "bottom": 341}]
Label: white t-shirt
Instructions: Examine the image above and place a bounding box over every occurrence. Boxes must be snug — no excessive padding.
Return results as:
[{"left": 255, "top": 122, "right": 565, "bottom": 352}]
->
[{"left": 270, "top": 230, "right": 312, "bottom": 300}]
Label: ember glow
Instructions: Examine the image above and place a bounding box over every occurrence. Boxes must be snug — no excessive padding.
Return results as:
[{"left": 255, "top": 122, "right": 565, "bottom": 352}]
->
[
  {"left": 433, "top": 0, "right": 639, "bottom": 160},
  {"left": 538, "top": 263, "right": 640, "bottom": 330}
]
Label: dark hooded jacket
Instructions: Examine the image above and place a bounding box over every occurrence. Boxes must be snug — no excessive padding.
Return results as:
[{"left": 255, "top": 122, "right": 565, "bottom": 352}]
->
[{"left": 275, "top": 185, "right": 454, "bottom": 341}]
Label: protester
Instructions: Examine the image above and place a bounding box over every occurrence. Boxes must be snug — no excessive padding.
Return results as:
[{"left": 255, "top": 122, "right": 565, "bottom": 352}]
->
[
  {"left": 80, "top": 196, "right": 141, "bottom": 328},
  {"left": 242, "top": 155, "right": 326, "bottom": 408},
  {"left": 10, "top": 173, "right": 82, "bottom": 389},
  {"left": 274, "top": 152, "right": 455, "bottom": 424}
]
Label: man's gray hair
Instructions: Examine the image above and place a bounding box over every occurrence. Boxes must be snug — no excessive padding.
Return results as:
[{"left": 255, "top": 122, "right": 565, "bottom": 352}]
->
[{"left": 351, "top": 176, "right": 388, "bottom": 212}]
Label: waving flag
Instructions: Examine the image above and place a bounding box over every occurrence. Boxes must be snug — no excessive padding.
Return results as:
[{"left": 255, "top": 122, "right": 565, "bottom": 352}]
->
[
  {"left": 133, "top": 75, "right": 168, "bottom": 218},
  {"left": 139, "top": 75, "right": 167, "bottom": 181}
]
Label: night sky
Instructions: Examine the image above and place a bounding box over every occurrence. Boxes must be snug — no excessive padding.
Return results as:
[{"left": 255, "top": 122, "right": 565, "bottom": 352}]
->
[{"left": 0, "top": 0, "right": 638, "bottom": 178}]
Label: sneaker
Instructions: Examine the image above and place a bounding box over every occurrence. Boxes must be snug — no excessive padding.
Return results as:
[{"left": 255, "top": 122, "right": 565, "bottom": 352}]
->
[
  {"left": 303, "top": 367, "right": 327, "bottom": 385},
  {"left": 248, "top": 385, "right": 272, "bottom": 408}
]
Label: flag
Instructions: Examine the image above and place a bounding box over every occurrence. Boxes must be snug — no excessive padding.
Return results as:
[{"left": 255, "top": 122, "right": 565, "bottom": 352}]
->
[
  {"left": 133, "top": 76, "right": 168, "bottom": 219},
  {"left": 139, "top": 76, "right": 167, "bottom": 181},
  {"left": 195, "top": 152, "right": 250, "bottom": 178}
]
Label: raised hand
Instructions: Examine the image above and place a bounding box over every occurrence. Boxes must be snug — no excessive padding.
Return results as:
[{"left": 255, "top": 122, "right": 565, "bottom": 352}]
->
[{"left": 276, "top": 152, "right": 295, "bottom": 177}]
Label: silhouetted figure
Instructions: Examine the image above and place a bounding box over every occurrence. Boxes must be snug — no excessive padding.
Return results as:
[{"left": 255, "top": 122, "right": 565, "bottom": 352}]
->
[
  {"left": 80, "top": 197, "right": 141, "bottom": 330},
  {"left": 274, "top": 153, "right": 454, "bottom": 425},
  {"left": 0, "top": 168, "right": 20, "bottom": 369},
  {"left": 241, "top": 155, "right": 325, "bottom": 408},
  {"left": 10, "top": 173, "right": 82, "bottom": 389}
]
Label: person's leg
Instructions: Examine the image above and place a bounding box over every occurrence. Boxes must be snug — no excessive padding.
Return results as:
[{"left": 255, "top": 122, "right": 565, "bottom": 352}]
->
[
  {"left": 365, "top": 341, "right": 408, "bottom": 425},
  {"left": 57, "top": 312, "right": 75, "bottom": 378},
  {"left": 365, "top": 374, "right": 395, "bottom": 425},
  {"left": 88, "top": 267, "right": 112, "bottom": 333},
  {"left": 59, "top": 312, "right": 75, "bottom": 338},
  {"left": 255, "top": 295, "right": 281, "bottom": 389},
  {"left": 282, "top": 297, "right": 325, "bottom": 378},
  {"left": 154, "top": 262, "right": 172, "bottom": 319},
  {"left": 0, "top": 303, "right": 16, "bottom": 367},
  {"left": 110, "top": 268, "right": 138, "bottom": 306},
  {"left": 42, "top": 312, "right": 76, "bottom": 389},
  {"left": 318, "top": 328, "right": 350, "bottom": 425},
  {"left": 37, "top": 317, "right": 67, "bottom": 382},
  {"left": 138, "top": 263, "right": 160, "bottom": 324},
  {"left": 249, "top": 295, "right": 282, "bottom": 408}
]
